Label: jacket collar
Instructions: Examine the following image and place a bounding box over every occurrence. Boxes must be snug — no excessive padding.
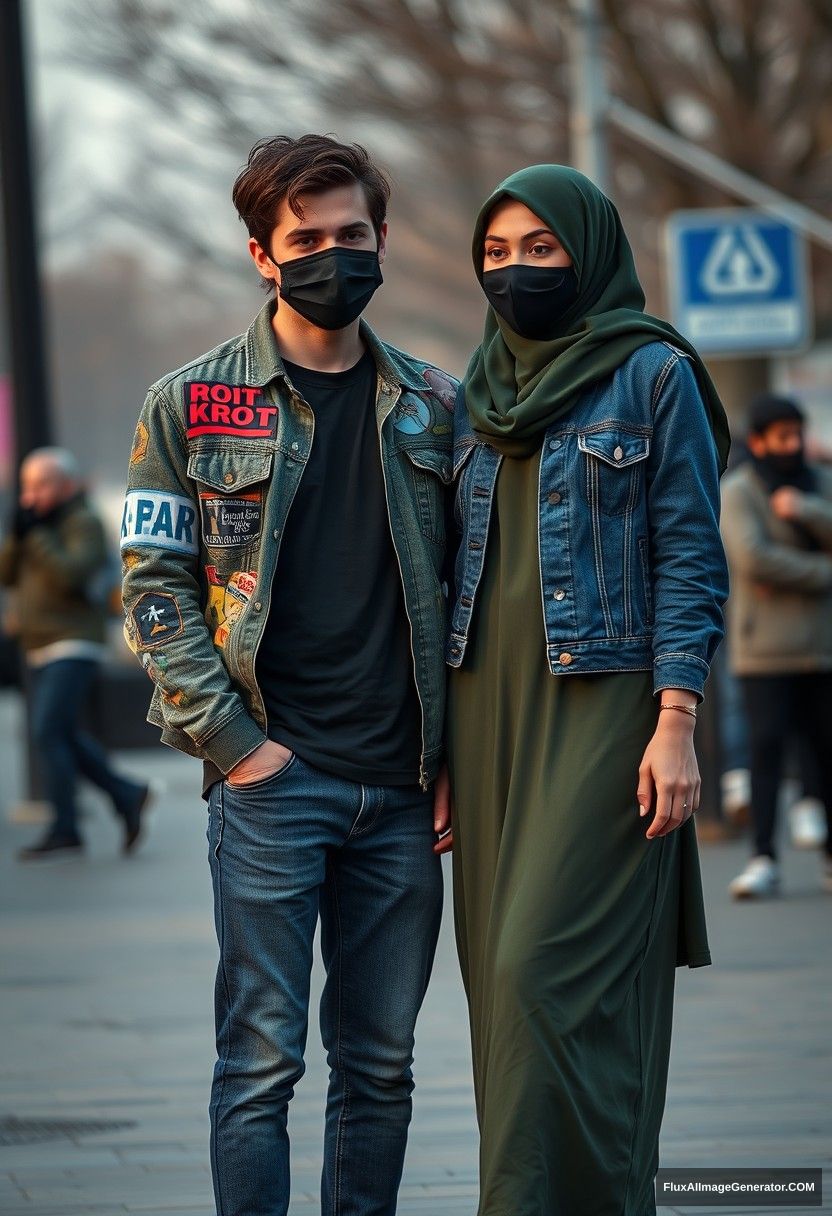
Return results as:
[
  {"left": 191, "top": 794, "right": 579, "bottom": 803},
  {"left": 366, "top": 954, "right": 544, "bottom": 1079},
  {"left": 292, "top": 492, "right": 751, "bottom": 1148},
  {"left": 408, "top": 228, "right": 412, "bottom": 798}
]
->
[{"left": 244, "top": 299, "right": 426, "bottom": 393}]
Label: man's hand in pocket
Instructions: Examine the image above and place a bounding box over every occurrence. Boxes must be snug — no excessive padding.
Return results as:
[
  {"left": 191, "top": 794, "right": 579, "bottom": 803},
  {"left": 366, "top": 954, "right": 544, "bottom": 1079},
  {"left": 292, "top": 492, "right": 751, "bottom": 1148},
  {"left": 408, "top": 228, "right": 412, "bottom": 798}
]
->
[{"left": 226, "top": 740, "right": 294, "bottom": 787}]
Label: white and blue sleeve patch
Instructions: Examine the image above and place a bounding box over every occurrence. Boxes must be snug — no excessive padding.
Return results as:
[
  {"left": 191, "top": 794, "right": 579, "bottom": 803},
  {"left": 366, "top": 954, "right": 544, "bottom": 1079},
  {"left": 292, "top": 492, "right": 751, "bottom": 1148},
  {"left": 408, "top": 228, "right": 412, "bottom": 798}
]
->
[{"left": 121, "top": 490, "right": 199, "bottom": 555}]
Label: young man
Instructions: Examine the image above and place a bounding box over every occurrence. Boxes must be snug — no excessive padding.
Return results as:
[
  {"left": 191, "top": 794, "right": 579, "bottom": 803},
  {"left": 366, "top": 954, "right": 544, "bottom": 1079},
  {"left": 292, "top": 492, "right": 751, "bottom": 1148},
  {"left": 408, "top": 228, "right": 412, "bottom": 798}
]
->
[
  {"left": 121, "top": 135, "right": 456, "bottom": 1215},
  {"left": 721, "top": 394, "right": 832, "bottom": 898}
]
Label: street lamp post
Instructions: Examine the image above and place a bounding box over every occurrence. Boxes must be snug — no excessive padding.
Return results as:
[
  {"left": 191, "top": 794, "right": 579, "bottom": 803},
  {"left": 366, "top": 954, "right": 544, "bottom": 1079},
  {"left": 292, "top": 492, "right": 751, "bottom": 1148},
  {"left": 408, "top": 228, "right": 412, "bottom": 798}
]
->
[{"left": 0, "top": 0, "right": 53, "bottom": 457}]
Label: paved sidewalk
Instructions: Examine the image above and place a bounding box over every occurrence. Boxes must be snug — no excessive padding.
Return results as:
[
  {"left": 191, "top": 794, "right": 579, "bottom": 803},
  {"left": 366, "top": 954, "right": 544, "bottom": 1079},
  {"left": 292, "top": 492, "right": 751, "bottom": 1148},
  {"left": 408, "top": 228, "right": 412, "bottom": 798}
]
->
[{"left": 0, "top": 692, "right": 829, "bottom": 1215}]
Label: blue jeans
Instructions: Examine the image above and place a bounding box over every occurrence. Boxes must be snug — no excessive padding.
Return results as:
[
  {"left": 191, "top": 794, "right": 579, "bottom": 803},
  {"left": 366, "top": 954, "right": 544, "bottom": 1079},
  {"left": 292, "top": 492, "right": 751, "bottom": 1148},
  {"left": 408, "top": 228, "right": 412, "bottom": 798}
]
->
[
  {"left": 29, "top": 657, "right": 145, "bottom": 839},
  {"left": 206, "top": 754, "right": 443, "bottom": 1216}
]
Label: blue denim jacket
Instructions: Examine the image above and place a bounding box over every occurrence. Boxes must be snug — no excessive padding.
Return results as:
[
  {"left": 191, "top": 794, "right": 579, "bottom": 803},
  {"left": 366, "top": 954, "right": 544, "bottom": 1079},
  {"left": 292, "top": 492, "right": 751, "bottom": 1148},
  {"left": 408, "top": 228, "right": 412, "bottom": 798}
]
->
[{"left": 447, "top": 341, "right": 729, "bottom": 700}]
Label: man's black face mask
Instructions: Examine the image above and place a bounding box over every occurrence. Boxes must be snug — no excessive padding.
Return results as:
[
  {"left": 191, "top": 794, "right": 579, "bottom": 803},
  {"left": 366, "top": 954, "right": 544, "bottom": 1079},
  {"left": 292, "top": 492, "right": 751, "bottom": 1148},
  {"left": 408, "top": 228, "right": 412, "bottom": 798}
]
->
[
  {"left": 481, "top": 264, "right": 579, "bottom": 340},
  {"left": 275, "top": 246, "right": 383, "bottom": 331}
]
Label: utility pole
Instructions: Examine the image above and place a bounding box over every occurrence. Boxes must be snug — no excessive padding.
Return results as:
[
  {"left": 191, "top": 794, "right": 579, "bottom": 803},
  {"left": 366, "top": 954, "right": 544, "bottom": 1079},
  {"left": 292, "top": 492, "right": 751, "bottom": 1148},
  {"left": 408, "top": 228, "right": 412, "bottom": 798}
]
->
[
  {"left": 0, "top": 0, "right": 53, "bottom": 810},
  {"left": 568, "top": 0, "right": 609, "bottom": 193},
  {"left": 0, "top": 0, "right": 53, "bottom": 458}
]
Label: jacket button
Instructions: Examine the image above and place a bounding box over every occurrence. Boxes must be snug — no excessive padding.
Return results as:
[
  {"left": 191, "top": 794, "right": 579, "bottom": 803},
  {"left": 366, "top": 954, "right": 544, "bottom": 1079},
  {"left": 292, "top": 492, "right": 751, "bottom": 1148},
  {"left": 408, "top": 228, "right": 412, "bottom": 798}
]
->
[
  {"left": 291, "top": 442, "right": 300, "bottom": 451},
  {"left": 559, "top": 651, "right": 573, "bottom": 665},
  {"left": 253, "top": 601, "right": 263, "bottom": 612},
  {"left": 554, "top": 589, "right": 566, "bottom": 601},
  {"left": 224, "top": 472, "right": 234, "bottom": 485},
  {"left": 548, "top": 491, "right": 562, "bottom": 505},
  {"left": 272, "top": 529, "right": 279, "bottom": 539},
  {"left": 549, "top": 438, "right": 562, "bottom": 450},
  {"left": 614, "top": 445, "right": 624, "bottom": 461}
]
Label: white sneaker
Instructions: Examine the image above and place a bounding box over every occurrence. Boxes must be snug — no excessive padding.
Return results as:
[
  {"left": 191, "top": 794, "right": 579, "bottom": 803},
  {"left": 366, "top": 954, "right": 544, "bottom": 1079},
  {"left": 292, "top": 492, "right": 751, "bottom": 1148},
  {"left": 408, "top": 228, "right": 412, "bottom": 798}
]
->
[
  {"left": 728, "top": 855, "right": 781, "bottom": 899},
  {"left": 789, "top": 798, "right": 828, "bottom": 850},
  {"left": 721, "top": 768, "right": 751, "bottom": 820}
]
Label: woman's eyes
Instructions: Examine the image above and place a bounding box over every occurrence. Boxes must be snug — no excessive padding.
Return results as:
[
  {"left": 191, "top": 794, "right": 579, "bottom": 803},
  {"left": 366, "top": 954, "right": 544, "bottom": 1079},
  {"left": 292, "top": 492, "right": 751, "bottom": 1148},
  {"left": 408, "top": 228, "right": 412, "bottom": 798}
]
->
[{"left": 484, "top": 244, "right": 560, "bottom": 261}]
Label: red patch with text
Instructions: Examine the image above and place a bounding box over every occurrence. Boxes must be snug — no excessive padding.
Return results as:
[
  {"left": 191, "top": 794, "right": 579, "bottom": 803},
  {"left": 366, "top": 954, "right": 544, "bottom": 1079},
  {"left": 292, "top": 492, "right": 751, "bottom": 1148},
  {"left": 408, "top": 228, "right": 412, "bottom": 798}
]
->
[{"left": 185, "top": 381, "right": 278, "bottom": 439}]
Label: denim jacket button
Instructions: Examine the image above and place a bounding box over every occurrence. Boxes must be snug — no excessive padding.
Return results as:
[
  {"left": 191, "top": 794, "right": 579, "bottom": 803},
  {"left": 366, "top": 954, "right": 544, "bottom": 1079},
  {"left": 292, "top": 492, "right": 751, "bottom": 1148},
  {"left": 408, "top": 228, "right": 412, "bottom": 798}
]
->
[
  {"left": 548, "top": 491, "right": 562, "bottom": 505},
  {"left": 559, "top": 651, "right": 573, "bottom": 665},
  {"left": 554, "top": 589, "right": 566, "bottom": 601},
  {"left": 223, "top": 472, "right": 234, "bottom": 485},
  {"left": 614, "top": 445, "right": 624, "bottom": 461},
  {"left": 549, "top": 438, "right": 562, "bottom": 450},
  {"left": 253, "top": 601, "right": 263, "bottom": 612}
]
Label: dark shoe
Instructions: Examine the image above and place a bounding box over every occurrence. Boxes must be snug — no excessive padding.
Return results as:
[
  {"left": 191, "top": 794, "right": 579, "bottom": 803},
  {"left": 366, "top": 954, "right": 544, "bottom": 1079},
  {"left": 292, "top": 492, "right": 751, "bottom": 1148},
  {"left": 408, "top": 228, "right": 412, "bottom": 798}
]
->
[
  {"left": 120, "top": 784, "right": 153, "bottom": 855},
  {"left": 18, "top": 834, "right": 83, "bottom": 861}
]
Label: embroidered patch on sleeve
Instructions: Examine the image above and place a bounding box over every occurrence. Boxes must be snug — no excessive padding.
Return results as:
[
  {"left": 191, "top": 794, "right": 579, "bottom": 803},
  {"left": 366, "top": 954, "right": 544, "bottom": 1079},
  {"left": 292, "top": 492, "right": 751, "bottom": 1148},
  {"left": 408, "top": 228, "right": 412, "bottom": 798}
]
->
[
  {"left": 200, "top": 492, "right": 262, "bottom": 549},
  {"left": 184, "top": 381, "right": 278, "bottom": 439},
  {"left": 132, "top": 592, "right": 184, "bottom": 649},
  {"left": 130, "top": 420, "right": 149, "bottom": 465},
  {"left": 121, "top": 491, "right": 199, "bottom": 554}
]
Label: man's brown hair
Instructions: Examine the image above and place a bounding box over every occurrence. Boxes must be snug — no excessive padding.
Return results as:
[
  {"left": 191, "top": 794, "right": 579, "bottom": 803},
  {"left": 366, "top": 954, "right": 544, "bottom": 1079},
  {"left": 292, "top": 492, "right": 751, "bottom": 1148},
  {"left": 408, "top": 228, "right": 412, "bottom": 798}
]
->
[{"left": 232, "top": 134, "right": 391, "bottom": 261}]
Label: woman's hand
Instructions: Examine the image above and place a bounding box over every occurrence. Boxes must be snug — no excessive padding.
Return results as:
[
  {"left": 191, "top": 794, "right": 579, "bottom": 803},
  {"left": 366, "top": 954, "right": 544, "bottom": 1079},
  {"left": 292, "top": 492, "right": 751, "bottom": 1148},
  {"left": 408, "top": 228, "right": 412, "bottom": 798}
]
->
[{"left": 636, "top": 696, "right": 700, "bottom": 839}]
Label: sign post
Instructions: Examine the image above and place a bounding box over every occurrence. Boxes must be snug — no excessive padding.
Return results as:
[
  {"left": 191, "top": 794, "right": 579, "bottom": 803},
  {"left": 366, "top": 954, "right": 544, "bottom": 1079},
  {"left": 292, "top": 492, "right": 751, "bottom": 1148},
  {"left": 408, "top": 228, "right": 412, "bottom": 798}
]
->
[{"left": 665, "top": 209, "right": 812, "bottom": 356}]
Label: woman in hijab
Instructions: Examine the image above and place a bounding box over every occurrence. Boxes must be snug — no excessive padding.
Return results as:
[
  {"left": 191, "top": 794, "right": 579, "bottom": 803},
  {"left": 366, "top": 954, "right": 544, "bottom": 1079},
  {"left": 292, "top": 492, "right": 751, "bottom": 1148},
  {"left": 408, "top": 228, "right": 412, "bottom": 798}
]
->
[{"left": 445, "top": 165, "right": 731, "bottom": 1215}]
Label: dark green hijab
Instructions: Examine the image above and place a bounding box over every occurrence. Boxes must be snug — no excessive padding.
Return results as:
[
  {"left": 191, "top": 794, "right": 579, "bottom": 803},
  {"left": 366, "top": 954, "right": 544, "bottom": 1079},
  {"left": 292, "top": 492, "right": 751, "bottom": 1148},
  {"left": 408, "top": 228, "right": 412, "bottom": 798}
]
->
[{"left": 465, "top": 164, "right": 731, "bottom": 471}]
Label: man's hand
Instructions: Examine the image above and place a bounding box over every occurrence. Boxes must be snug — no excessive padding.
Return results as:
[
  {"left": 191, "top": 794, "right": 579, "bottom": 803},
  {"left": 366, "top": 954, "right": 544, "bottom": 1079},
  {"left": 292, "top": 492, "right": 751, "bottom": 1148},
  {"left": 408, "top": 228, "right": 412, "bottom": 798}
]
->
[
  {"left": 770, "top": 486, "right": 804, "bottom": 521},
  {"left": 433, "top": 763, "right": 453, "bottom": 855},
  {"left": 637, "top": 700, "right": 700, "bottom": 839},
  {"left": 226, "top": 739, "right": 294, "bottom": 787}
]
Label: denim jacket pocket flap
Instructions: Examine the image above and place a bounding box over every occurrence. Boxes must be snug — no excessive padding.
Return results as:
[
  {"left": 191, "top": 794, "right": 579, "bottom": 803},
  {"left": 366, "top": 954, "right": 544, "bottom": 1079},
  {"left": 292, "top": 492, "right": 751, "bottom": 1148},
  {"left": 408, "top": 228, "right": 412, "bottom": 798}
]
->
[
  {"left": 578, "top": 429, "right": 650, "bottom": 469},
  {"left": 187, "top": 447, "right": 273, "bottom": 493},
  {"left": 403, "top": 447, "right": 453, "bottom": 485}
]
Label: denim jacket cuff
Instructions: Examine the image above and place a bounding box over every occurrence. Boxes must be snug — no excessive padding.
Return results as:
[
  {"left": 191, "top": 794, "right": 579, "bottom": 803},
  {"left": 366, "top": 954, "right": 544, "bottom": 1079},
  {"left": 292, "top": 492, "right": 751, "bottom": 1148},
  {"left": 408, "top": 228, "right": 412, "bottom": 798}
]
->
[
  {"left": 653, "top": 652, "right": 710, "bottom": 703},
  {"left": 200, "top": 713, "right": 268, "bottom": 774}
]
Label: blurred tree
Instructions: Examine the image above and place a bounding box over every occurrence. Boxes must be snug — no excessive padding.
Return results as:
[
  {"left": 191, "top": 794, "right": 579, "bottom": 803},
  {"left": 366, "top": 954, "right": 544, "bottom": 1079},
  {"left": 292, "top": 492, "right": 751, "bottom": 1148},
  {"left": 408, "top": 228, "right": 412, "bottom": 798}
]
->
[{"left": 66, "top": 0, "right": 832, "bottom": 381}]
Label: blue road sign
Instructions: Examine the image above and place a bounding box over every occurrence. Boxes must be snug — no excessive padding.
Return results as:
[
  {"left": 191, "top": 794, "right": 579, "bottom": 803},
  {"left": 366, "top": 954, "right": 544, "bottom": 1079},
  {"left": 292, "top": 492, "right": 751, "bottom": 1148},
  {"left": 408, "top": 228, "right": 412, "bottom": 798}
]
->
[{"left": 665, "top": 209, "right": 812, "bottom": 355}]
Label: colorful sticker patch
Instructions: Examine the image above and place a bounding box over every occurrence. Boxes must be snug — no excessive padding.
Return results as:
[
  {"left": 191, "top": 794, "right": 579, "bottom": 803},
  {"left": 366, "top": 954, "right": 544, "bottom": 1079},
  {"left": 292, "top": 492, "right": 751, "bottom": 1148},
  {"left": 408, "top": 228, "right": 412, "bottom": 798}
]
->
[
  {"left": 130, "top": 419, "right": 149, "bottom": 465},
  {"left": 132, "top": 592, "right": 184, "bottom": 650},
  {"left": 185, "top": 381, "right": 278, "bottom": 440},
  {"left": 393, "top": 394, "right": 432, "bottom": 434},
  {"left": 422, "top": 367, "right": 457, "bottom": 413},
  {"left": 200, "top": 491, "right": 262, "bottom": 549},
  {"left": 204, "top": 568, "right": 257, "bottom": 650},
  {"left": 121, "top": 491, "right": 198, "bottom": 555},
  {"left": 140, "top": 651, "right": 188, "bottom": 706}
]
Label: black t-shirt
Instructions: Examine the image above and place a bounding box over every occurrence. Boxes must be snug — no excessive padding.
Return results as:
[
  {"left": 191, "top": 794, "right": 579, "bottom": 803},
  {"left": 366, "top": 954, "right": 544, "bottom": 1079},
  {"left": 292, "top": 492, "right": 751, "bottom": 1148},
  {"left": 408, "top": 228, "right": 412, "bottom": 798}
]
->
[{"left": 253, "top": 349, "right": 422, "bottom": 785}]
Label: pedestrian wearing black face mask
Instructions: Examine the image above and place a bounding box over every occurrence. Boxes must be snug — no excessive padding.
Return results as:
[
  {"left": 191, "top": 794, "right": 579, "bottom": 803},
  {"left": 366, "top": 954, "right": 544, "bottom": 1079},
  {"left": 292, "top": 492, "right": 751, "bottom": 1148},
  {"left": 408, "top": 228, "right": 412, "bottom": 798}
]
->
[
  {"left": 445, "top": 165, "right": 730, "bottom": 1216},
  {"left": 122, "top": 133, "right": 458, "bottom": 1216},
  {"left": 722, "top": 394, "right": 832, "bottom": 898}
]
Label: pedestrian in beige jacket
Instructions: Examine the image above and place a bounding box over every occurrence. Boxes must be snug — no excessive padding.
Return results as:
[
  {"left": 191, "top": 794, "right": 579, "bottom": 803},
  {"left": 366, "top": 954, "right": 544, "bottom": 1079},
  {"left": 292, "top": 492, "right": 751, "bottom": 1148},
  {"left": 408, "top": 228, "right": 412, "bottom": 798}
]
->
[{"left": 721, "top": 395, "right": 832, "bottom": 898}]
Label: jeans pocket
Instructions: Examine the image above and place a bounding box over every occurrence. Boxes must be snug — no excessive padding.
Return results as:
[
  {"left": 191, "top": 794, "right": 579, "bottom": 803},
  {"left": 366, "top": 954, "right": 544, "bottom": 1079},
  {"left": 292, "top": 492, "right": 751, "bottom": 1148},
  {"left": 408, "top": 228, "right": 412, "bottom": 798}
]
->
[{"left": 223, "top": 751, "right": 298, "bottom": 794}]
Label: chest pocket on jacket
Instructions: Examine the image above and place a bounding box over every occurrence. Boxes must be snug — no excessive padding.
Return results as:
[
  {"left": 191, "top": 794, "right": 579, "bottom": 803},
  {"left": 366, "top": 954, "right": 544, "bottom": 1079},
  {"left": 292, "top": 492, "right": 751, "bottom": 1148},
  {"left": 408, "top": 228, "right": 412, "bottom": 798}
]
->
[
  {"left": 402, "top": 446, "right": 452, "bottom": 544},
  {"left": 187, "top": 446, "right": 273, "bottom": 552},
  {"left": 578, "top": 428, "right": 650, "bottom": 518}
]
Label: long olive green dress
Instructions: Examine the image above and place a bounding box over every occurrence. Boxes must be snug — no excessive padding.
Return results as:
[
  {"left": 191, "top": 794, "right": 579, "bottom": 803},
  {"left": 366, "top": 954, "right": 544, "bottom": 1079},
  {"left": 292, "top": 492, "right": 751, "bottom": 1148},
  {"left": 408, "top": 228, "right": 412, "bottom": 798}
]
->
[{"left": 446, "top": 449, "right": 711, "bottom": 1216}]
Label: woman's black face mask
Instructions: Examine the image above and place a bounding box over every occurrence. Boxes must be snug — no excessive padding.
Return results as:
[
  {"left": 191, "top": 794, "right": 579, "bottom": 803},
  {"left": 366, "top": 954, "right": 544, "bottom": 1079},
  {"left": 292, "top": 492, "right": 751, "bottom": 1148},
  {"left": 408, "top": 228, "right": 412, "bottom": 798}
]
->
[
  {"left": 276, "top": 246, "right": 383, "bottom": 331},
  {"left": 481, "top": 264, "right": 579, "bottom": 340}
]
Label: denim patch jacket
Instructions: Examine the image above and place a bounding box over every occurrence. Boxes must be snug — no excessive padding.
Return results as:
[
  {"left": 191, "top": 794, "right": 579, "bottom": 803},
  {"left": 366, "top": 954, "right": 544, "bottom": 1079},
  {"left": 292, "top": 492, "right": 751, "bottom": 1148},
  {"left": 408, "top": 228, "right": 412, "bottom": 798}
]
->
[
  {"left": 121, "top": 300, "right": 457, "bottom": 790},
  {"left": 447, "top": 341, "right": 729, "bottom": 700}
]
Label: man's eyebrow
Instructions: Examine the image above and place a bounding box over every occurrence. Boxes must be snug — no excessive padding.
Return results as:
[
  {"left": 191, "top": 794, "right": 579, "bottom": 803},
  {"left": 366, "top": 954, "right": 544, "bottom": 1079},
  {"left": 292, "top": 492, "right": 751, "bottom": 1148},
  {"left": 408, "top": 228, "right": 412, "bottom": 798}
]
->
[
  {"left": 284, "top": 220, "right": 371, "bottom": 239},
  {"left": 484, "top": 228, "right": 558, "bottom": 243}
]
